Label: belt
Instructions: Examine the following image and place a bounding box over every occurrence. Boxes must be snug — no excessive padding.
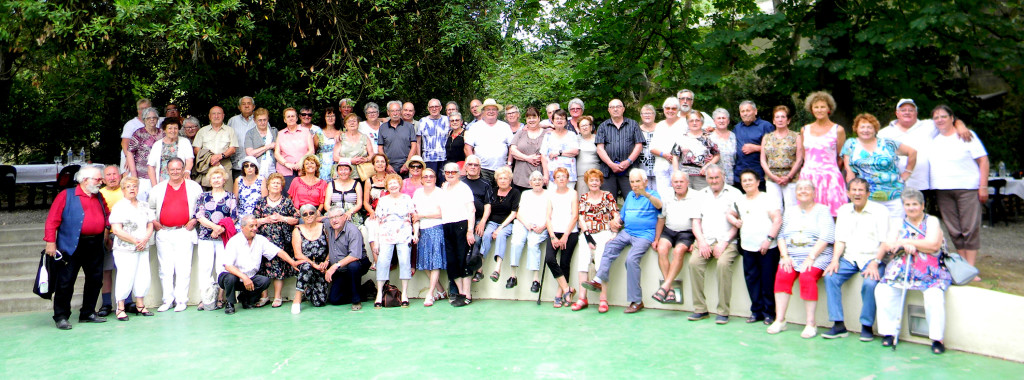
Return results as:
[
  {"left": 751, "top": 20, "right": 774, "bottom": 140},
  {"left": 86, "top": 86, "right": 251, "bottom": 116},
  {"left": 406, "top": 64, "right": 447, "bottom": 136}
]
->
[
  {"left": 790, "top": 242, "right": 811, "bottom": 247},
  {"left": 80, "top": 234, "right": 104, "bottom": 239},
  {"left": 162, "top": 225, "right": 187, "bottom": 231}
]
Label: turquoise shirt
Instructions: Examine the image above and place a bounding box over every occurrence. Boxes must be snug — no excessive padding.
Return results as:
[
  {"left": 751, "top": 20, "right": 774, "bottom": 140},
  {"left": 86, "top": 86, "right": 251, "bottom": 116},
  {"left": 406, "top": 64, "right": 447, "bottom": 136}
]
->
[{"left": 622, "top": 189, "right": 661, "bottom": 242}]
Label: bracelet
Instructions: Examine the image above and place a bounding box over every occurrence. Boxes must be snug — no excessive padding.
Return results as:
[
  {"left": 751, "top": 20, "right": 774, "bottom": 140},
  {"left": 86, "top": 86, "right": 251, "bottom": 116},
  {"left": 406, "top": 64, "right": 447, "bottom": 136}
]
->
[{"left": 904, "top": 170, "right": 913, "bottom": 174}]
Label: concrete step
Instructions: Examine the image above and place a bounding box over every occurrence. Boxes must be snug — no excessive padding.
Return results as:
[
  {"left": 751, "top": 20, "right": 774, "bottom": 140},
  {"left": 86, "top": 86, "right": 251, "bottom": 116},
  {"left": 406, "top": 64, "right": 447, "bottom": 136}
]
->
[
  {"left": 0, "top": 241, "right": 45, "bottom": 260},
  {"left": 0, "top": 257, "right": 41, "bottom": 277},
  {"left": 0, "top": 224, "right": 45, "bottom": 244},
  {"left": 2, "top": 274, "right": 85, "bottom": 294},
  {"left": 0, "top": 292, "right": 82, "bottom": 314}
]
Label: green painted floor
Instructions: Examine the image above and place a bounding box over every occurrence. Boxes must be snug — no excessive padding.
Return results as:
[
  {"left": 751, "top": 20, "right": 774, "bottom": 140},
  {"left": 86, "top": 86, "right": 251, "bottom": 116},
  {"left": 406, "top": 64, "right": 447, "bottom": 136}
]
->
[{"left": 2, "top": 300, "right": 1020, "bottom": 379}]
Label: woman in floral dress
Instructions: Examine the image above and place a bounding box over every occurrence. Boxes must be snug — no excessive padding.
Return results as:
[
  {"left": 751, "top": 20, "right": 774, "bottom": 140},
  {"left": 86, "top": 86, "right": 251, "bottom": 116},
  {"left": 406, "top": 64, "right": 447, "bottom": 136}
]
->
[{"left": 254, "top": 172, "right": 299, "bottom": 308}]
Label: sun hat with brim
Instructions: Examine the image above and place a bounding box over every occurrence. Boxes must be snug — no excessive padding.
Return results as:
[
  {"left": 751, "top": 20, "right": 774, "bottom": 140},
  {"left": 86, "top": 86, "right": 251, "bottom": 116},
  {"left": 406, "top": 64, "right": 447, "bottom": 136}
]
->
[
  {"left": 480, "top": 98, "right": 502, "bottom": 111},
  {"left": 404, "top": 155, "right": 426, "bottom": 170}
]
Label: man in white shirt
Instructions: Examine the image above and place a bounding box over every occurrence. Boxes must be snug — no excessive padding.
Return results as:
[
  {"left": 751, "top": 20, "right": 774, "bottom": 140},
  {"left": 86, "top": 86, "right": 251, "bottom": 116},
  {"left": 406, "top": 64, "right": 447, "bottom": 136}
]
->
[
  {"left": 822, "top": 178, "right": 893, "bottom": 341},
  {"left": 652, "top": 171, "right": 700, "bottom": 304},
  {"left": 878, "top": 98, "right": 972, "bottom": 192},
  {"left": 688, "top": 165, "right": 742, "bottom": 324},
  {"left": 464, "top": 98, "right": 513, "bottom": 186},
  {"left": 217, "top": 215, "right": 301, "bottom": 314},
  {"left": 227, "top": 96, "right": 256, "bottom": 180}
]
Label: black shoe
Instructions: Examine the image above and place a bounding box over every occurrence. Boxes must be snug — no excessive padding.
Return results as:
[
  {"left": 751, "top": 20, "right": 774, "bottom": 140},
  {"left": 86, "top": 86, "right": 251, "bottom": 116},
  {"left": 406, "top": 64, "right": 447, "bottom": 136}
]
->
[
  {"left": 472, "top": 271, "right": 484, "bottom": 282},
  {"left": 530, "top": 280, "right": 541, "bottom": 293},
  {"left": 822, "top": 324, "right": 849, "bottom": 339},
  {"left": 506, "top": 277, "right": 518, "bottom": 289},
  {"left": 860, "top": 325, "right": 875, "bottom": 342},
  {"left": 96, "top": 304, "right": 112, "bottom": 317},
  {"left": 746, "top": 315, "right": 764, "bottom": 323},
  {"left": 764, "top": 316, "right": 775, "bottom": 325},
  {"left": 931, "top": 340, "right": 945, "bottom": 354},
  {"left": 451, "top": 295, "right": 469, "bottom": 307},
  {"left": 78, "top": 313, "right": 107, "bottom": 323},
  {"left": 55, "top": 319, "right": 72, "bottom": 330},
  {"left": 241, "top": 302, "right": 254, "bottom": 309},
  {"left": 125, "top": 303, "right": 139, "bottom": 314},
  {"left": 881, "top": 335, "right": 895, "bottom": 347},
  {"left": 225, "top": 304, "right": 236, "bottom": 315}
]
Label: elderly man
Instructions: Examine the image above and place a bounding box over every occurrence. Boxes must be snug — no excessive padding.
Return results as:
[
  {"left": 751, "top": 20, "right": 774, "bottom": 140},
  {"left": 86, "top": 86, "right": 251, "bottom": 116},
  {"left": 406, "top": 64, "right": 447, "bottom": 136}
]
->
[
  {"left": 688, "top": 164, "right": 742, "bottom": 323},
  {"left": 228, "top": 96, "right": 256, "bottom": 180},
  {"left": 465, "top": 98, "right": 482, "bottom": 126},
  {"left": 323, "top": 206, "right": 371, "bottom": 310},
  {"left": 567, "top": 98, "right": 585, "bottom": 132},
  {"left": 338, "top": 98, "right": 355, "bottom": 120},
  {"left": 651, "top": 171, "right": 700, "bottom": 304},
  {"left": 878, "top": 99, "right": 971, "bottom": 198},
  {"left": 676, "top": 89, "right": 714, "bottom": 131},
  {"left": 462, "top": 155, "right": 493, "bottom": 282},
  {"left": 464, "top": 99, "right": 513, "bottom": 186},
  {"left": 596, "top": 98, "right": 644, "bottom": 198},
  {"left": 44, "top": 165, "right": 109, "bottom": 329},
  {"left": 164, "top": 104, "right": 180, "bottom": 119},
  {"left": 377, "top": 100, "right": 419, "bottom": 174},
  {"left": 418, "top": 98, "right": 449, "bottom": 184},
  {"left": 192, "top": 106, "right": 238, "bottom": 191},
  {"left": 822, "top": 178, "right": 893, "bottom": 341},
  {"left": 732, "top": 100, "right": 774, "bottom": 188},
  {"left": 217, "top": 215, "right": 301, "bottom": 314},
  {"left": 583, "top": 169, "right": 662, "bottom": 314},
  {"left": 121, "top": 98, "right": 154, "bottom": 172},
  {"left": 97, "top": 165, "right": 125, "bottom": 316},
  {"left": 148, "top": 158, "right": 202, "bottom": 312},
  {"left": 445, "top": 101, "right": 460, "bottom": 117},
  {"left": 540, "top": 102, "right": 560, "bottom": 129},
  {"left": 180, "top": 116, "right": 201, "bottom": 145}
]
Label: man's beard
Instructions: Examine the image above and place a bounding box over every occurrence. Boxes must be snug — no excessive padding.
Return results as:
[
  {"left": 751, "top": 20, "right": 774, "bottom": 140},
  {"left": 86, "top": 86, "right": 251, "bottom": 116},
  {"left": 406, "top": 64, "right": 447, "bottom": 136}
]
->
[
  {"left": 85, "top": 183, "right": 100, "bottom": 194},
  {"left": 679, "top": 104, "right": 692, "bottom": 113}
]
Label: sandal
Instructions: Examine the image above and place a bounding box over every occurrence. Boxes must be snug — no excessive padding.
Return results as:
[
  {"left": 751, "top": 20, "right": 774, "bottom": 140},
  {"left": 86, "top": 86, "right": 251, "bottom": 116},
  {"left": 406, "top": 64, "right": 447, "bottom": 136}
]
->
[
  {"left": 553, "top": 295, "right": 564, "bottom": 308},
  {"left": 401, "top": 300, "right": 410, "bottom": 308},
  {"left": 665, "top": 289, "right": 677, "bottom": 303},
  {"left": 272, "top": 298, "right": 283, "bottom": 308},
  {"left": 571, "top": 298, "right": 588, "bottom": 311},
  {"left": 598, "top": 299, "right": 609, "bottom": 313},
  {"left": 652, "top": 287, "right": 669, "bottom": 303},
  {"left": 424, "top": 296, "right": 434, "bottom": 307},
  {"left": 490, "top": 271, "right": 500, "bottom": 282},
  {"left": 256, "top": 297, "right": 270, "bottom": 308},
  {"left": 116, "top": 308, "right": 129, "bottom": 321},
  {"left": 212, "top": 300, "right": 224, "bottom": 311},
  {"left": 137, "top": 305, "right": 154, "bottom": 317}
]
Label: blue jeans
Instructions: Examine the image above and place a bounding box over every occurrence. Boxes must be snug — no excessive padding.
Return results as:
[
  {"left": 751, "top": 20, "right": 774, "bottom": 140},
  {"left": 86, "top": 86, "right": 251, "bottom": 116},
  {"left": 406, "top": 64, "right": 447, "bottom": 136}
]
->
[
  {"left": 377, "top": 242, "right": 412, "bottom": 281},
  {"left": 824, "top": 257, "right": 885, "bottom": 326},
  {"left": 481, "top": 221, "right": 514, "bottom": 262},
  {"left": 595, "top": 230, "right": 652, "bottom": 304}
]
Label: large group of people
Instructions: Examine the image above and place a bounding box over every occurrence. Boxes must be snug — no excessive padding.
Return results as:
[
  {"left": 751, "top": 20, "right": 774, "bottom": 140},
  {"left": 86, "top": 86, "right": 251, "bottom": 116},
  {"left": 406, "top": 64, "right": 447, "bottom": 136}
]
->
[{"left": 44, "top": 92, "right": 991, "bottom": 355}]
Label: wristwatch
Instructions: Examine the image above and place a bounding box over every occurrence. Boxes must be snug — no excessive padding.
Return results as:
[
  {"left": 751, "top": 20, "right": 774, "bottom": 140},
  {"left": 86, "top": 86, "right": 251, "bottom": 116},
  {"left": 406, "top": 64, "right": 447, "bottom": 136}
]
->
[{"left": 767, "top": 235, "right": 776, "bottom": 242}]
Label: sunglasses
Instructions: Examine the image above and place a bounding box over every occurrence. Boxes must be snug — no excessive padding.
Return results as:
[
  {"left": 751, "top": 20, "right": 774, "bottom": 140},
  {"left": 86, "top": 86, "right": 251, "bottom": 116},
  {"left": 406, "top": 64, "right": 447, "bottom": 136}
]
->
[
  {"left": 301, "top": 211, "right": 317, "bottom": 217},
  {"left": 450, "top": 119, "right": 462, "bottom": 122},
  {"left": 444, "top": 171, "right": 459, "bottom": 175},
  {"left": 300, "top": 113, "right": 313, "bottom": 117},
  {"left": 242, "top": 163, "right": 256, "bottom": 168},
  {"left": 409, "top": 165, "right": 423, "bottom": 169}
]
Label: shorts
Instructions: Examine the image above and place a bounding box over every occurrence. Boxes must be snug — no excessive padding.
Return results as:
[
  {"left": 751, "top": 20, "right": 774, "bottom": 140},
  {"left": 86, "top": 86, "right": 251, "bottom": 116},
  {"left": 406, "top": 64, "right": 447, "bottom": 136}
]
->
[{"left": 660, "top": 228, "right": 695, "bottom": 247}]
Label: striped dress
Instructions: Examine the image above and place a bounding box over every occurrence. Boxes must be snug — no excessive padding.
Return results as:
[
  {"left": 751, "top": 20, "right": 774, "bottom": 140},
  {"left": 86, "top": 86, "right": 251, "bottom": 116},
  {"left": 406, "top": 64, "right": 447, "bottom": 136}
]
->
[{"left": 779, "top": 203, "right": 835, "bottom": 271}]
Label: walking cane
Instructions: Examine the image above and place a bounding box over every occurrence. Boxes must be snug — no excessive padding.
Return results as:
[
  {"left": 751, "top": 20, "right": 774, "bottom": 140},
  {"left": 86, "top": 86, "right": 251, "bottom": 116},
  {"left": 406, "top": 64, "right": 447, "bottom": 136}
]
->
[
  {"left": 892, "top": 249, "right": 914, "bottom": 351},
  {"left": 536, "top": 261, "right": 547, "bottom": 305}
]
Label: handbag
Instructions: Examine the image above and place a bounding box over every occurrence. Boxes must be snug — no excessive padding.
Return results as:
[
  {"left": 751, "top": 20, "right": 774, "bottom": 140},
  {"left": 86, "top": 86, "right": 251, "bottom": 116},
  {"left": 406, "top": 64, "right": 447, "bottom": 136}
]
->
[
  {"left": 32, "top": 250, "right": 58, "bottom": 299},
  {"left": 381, "top": 280, "right": 402, "bottom": 307},
  {"left": 941, "top": 251, "right": 979, "bottom": 286},
  {"left": 355, "top": 162, "right": 376, "bottom": 180}
]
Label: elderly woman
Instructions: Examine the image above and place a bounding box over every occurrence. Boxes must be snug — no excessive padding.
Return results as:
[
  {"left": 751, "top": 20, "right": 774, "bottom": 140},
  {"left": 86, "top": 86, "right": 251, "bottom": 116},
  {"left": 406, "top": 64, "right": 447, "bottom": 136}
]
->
[
  {"left": 799, "top": 91, "right": 847, "bottom": 216},
  {"left": 650, "top": 97, "right": 686, "bottom": 197},
  {"left": 541, "top": 109, "right": 580, "bottom": 188},
  {"left": 761, "top": 105, "right": 804, "bottom": 212},
  {"left": 507, "top": 170, "right": 548, "bottom": 291},
  {"left": 544, "top": 167, "right": 580, "bottom": 308},
  {"left": 576, "top": 115, "right": 600, "bottom": 195},
  {"left": 274, "top": 107, "right": 315, "bottom": 190},
  {"left": 638, "top": 104, "right": 658, "bottom": 187},
  {"left": 194, "top": 166, "right": 239, "bottom": 311},
  {"left": 324, "top": 163, "right": 363, "bottom": 226},
  {"left": 181, "top": 116, "right": 201, "bottom": 144},
  {"left": 446, "top": 112, "right": 468, "bottom": 170},
  {"left": 843, "top": 113, "right": 918, "bottom": 223},
  {"left": 108, "top": 176, "right": 155, "bottom": 321},
  {"left": 735, "top": 170, "right": 783, "bottom": 324},
  {"left": 127, "top": 107, "right": 163, "bottom": 200},
  {"left": 290, "top": 204, "right": 327, "bottom": 314},
  {"left": 709, "top": 108, "right": 737, "bottom": 185},
  {"left": 317, "top": 107, "right": 341, "bottom": 181},
  {"left": 413, "top": 168, "right": 446, "bottom": 306},
  {"left": 505, "top": 104, "right": 522, "bottom": 134},
  {"left": 875, "top": 188, "right": 953, "bottom": 353},
  {"left": 234, "top": 156, "right": 267, "bottom": 217},
  {"left": 333, "top": 113, "right": 375, "bottom": 180},
  {"left": 244, "top": 108, "right": 278, "bottom": 176},
  {"left": 287, "top": 155, "right": 328, "bottom": 214},
  {"left": 440, "top": 163, "right": 477, "bottom": 306},
  {"left": 401, "top": 155, "right": 426, "bottom": 197},
  {"left": 254, "top": 172, "right": 299, "bottom": 308},
  {"left": 510, "top": 107, "right": 548, "bottom": 191},
  {"left": 929, "top": 105, "right": 988, "bottom": 279},
  {"left": 671, "top": 110, "right": 720, "bottom": 190},
  {"left": 768, "top": 179, "right": 835, "bottom": 338},
  {"left": 364, "top": 153, "right": 391, "bottom": 254},
  {"left": 571, "top": 169, "right": 618, "bottom": 311},
  {"left": 480, "top": 167, "right": 520, "bottom": 282},
  {"left": 358, "top": 102, "right": 384, "bottom": 143},
  {"left": 373, "top": 173, "right": 416, "bottom": 308},
  {"left": 147, "top": 117, "right": 195, "bottom": 186}
]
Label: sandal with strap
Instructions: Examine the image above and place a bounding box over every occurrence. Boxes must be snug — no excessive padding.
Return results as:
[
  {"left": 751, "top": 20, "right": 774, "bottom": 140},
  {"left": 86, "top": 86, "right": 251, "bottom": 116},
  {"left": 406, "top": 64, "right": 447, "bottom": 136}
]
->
[
  {"left": 598, "top": 299, "right": 609, "bottom": 313},
  {"left": 553, "top": 295, "right": 564, "bottom": 308},
  {"left": 116, "top": 308, "right": 129, "bottom": 321},
  {"left": 490, "top": 271, "right": 500, "bottom": 282},
  {"left": 571, "top": 298, "right": 589, "bottom": 311},
  {"left": 137, "top": 305, "right": 154, "bottom": 317},
  {"left": 272, "top": 298, "right": 283, "bottom": 308},
  {"left": 665, "top": 289, "right": 677, "bottom": 303},
  {"left": 651, "top": 287, "right": 669, "bottom": 303}
]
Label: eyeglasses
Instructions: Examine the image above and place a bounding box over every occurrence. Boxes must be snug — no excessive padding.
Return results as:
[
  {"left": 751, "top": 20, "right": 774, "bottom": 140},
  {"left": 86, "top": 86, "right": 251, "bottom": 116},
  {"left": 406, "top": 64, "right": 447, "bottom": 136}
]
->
[
  {"left": 409, "top": 165, "right": 423, "bottom": 169},
  {"left": 165, "top": 108, "right": 178, "bottom": 112},
  {"left": 185, "top": 125, "right": 199, "bottom": 129},
  {"left": 569, "top": 107, "right": 582, "bottom": 111},
  {"left": 679, "top": 97, "right": 694, "bottom": 101},
  {"left": 423, "top": 175, "right": 436, "bottom": 179},
  {"left": 300, "top": 113, "right": 313, "bottom": 117},
  {"left": 609, "top": 105, "right": 624, "bottom": 109},
  {"left": 301, "top": 211, "right": 317, "bottom": 217},
  {"left": 450, "top": 119, "right": 462, "bottom": 122},
  {"left": 145, "top": 116, "right": 159, "bottom": 120},
  {"left": 242, "top": 163, "right": 256, "bottom": 168},
  {"left": 663, "top": 107, "right": 678, "bottom": 111},
  {"left": 466, "top": 163, "right": 480, "bottom": 167},
  {"left": 444, "top": 171, "right": 459, "bottom": 175}
]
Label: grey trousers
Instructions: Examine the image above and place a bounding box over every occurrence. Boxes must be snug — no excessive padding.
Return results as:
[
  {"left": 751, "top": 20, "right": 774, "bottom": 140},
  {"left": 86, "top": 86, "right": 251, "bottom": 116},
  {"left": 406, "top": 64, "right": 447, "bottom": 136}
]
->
[{"left": 595, "top": 230, "right": 652, "bottom": 303}]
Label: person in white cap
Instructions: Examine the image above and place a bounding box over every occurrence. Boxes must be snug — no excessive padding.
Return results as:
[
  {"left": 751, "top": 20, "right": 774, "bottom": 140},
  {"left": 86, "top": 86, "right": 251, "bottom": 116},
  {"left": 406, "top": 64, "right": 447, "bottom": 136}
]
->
[
  {"left": 877, "top": 98, "right": 971, "bottom": 195},
  {"left": 464, "top": 98, "right": 513, "bottom": 186}
]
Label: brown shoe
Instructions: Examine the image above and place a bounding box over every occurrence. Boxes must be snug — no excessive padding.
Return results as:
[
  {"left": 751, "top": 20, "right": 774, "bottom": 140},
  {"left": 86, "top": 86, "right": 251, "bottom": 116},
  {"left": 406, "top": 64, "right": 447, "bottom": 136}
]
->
[
  {"left": 624, "top": 302, "right": 644, "bottom": 314},
  {"left": 351, "top": 303, "right": 362, "bottom": 311},
  {"left": 581, "top": 280, "right": 603, "bottom": 292}
]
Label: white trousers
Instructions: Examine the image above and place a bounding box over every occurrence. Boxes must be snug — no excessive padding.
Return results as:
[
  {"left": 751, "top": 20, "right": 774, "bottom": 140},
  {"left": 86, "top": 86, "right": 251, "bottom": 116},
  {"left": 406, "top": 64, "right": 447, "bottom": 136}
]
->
[
  {"left": 766, "top": 180, "right": 797, "bottom": 212},
  {"left": 575, "top": 230, "right": 614, "bottom": 273},
  {"left": 875, "top": 283, "right": 946, "bottom": 341},
  {"left": 113, "top": 247, "right": 151, "bottom": 300},
  {"left": 196, "top": 239, "right": 224, "bottom": 305},
  {"left": 156, "top": 228, "right": 196, "bottom": 305}
]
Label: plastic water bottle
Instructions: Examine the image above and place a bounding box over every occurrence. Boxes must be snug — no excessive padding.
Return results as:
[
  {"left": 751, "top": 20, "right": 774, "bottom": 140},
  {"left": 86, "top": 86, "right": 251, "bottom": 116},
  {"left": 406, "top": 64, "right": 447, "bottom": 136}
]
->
[
  {"left": 66, "top": 148, "right": 73, "bottom": 164},
  {"left": 79, "top": 148, "right": 86, "bottom": 163},
  {"left": 998, "top": 161, "right": 1007, "bottom": 177}
]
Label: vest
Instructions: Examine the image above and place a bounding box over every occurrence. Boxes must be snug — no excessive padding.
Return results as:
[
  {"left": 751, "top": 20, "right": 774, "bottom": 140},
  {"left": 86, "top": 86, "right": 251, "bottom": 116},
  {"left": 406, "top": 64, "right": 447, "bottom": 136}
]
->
[{"left": 56, "top": 188, "right": 107, "bottom": 256}]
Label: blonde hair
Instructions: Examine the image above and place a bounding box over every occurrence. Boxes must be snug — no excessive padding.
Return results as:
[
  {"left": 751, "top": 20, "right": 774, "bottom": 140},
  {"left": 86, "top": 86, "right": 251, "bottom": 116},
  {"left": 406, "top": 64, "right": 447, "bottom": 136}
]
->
[{"left": 804, "top": 91, "right": 836, "bottom": 114}]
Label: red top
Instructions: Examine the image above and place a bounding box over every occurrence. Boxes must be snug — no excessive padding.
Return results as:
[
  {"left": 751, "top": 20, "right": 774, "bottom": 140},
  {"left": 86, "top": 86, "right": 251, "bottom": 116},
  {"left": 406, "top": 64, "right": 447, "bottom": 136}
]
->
[
  {"left": 44, "top": 186, "right": 110, "bottom": 242},
  {"left": 160, "top": 182, "right": 190, "bottom": 227},
  {"left": 288, "top": 177, "right": 328, "bottom": 209}
]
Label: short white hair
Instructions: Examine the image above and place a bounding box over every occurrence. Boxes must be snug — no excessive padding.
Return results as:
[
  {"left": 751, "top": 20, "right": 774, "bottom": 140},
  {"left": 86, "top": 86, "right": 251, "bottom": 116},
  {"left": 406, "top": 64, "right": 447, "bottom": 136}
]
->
[
  {"left": 712, "top": 108, "right": 730, "bottom": 119},
  {"left": 662, "top": 97, "right": 680, "bottom": 109},
  {"left": 628, "top": 168, "right": 647, "bottom": 181},
  {"left": 568, "top": 98, "right": 585, "bottom": 111},
  {"left": 238, "top": 96, "right": 254, "bottom": 106},
  {"left": 75, "top": 165, "right": 102, "bottom": 183}
]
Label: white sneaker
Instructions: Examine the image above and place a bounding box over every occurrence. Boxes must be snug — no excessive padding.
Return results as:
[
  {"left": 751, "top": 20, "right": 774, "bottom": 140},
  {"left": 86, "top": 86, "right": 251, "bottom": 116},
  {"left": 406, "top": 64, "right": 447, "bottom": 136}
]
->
[
  {"left": 767, "top": 320, "right": 788, "bottom": 334},
  {"left": 174, "top": 302, "right": 188, "bottom": 312},
  {"left": 157, "top": 303, "right": 172, "bottom": 312},
  {"left": 291, "top": 303, "right": 301, "bottom": 315}
]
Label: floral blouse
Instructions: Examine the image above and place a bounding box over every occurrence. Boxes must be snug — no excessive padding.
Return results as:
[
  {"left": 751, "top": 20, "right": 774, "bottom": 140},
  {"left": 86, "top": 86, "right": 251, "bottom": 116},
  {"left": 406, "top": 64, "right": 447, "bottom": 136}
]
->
[
  {"left": 671, "top": 133, "right": 719, "bottom": 175},
  {"left": 842, "top": 137, "right": 904, "bottom": 202},
  {"left": 763, "top": 130, "right": 799, "bottom": 177},
  {"left": 578, "top": 191, "right": 617, "bottom": 234},
  {"left": 375, "top": 194, "right": 415, "bottom": 245},
  {"left": 195, "top": 191, "right": 239, "bottom": 240}
]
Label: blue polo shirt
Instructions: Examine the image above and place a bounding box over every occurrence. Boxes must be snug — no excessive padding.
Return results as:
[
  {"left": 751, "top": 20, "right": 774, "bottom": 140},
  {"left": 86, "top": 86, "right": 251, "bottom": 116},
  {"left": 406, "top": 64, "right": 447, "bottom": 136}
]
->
[
  {"left": 622, "top": 189, "right": 661, "bottom": 242},
  {"left": 733, "top": 118, "right": 775, "bottom": 179}
]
